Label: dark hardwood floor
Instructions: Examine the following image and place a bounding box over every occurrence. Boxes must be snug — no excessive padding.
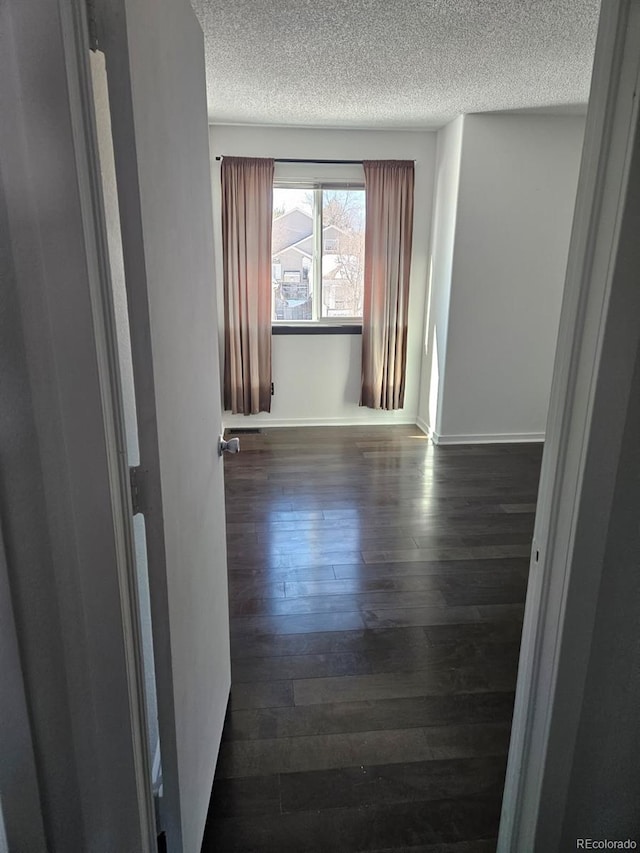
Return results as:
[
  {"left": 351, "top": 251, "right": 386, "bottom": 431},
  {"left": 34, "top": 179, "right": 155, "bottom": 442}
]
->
[{"left": 202, "top": 425, "right": 541, "bottom": 853}]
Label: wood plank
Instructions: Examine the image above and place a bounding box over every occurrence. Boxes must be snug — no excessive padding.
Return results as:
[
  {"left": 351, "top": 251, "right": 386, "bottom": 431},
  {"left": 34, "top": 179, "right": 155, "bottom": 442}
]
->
[{"left": 203, "top": 425, "right": 539, "bottom": 851}]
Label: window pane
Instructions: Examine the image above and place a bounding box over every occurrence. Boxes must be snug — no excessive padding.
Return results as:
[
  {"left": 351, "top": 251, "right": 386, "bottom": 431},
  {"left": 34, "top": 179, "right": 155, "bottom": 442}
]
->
[
  {"left": 321, "top": 189, "right": 365, "bottom": 319},
  {"left": 272, "top": 188, "right": 314, "bottom": 321}
]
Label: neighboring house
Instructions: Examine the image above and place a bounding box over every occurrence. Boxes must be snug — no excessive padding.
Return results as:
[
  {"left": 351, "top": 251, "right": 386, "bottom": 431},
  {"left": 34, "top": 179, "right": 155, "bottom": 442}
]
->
[
  {"left": 272, "top": 207, "right": 312, "bottom": 253},
  {"left": 271, "top": 208, "right": 312, "bottom": 319},
  {"left": 272, "top": 209, "right": 364, "bottom": 318}
]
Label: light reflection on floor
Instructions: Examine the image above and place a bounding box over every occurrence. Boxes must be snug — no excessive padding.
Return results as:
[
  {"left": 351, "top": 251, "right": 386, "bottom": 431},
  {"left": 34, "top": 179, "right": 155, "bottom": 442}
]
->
[{"left": 265, "top": 501, "right": 362, "bottom": 563}]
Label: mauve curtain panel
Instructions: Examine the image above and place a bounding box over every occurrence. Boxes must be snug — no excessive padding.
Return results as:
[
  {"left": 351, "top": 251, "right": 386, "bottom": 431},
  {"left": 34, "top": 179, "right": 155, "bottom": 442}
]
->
[
  {"left": 221, "top": 156, "right": 275, "bottom": 414},
  {"left": 361, "top": 160, "right": 415, "bottom": 410}
]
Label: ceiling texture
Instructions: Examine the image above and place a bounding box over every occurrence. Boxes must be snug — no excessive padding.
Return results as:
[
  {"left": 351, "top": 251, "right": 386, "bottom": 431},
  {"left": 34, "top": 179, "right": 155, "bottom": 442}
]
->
[{"left": 191, "top": 0, "right": 601, "bottom": 129}]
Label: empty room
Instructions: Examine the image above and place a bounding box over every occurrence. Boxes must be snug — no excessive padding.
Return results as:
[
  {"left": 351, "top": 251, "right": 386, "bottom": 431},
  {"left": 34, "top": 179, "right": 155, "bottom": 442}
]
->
[
  {"left": 4, "top": 1, "right": 640, "bottom": 852},
  {"left": 200, "top": 0, "right": 593, "bottom": 850}
]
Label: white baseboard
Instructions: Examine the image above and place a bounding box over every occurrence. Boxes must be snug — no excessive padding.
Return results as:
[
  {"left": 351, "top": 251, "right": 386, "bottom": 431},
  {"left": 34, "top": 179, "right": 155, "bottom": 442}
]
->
[
  {"left": 431, "top": 431, "right": 545, "bottom": 445},
  {"left": 415, "top": 416, "right": 432, "bottom": 438},
  {"left": 222, "top": 415, "right": 545, "bottom": 443},
  {"left": 223, "top": 415, "right": 418, "bottom": 429}
]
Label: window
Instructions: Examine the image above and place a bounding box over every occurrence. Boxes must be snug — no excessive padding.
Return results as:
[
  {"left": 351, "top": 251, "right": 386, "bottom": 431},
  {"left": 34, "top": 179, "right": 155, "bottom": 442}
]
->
[{"left": 272, "top": 185, "right": 365, "bottom": 324}]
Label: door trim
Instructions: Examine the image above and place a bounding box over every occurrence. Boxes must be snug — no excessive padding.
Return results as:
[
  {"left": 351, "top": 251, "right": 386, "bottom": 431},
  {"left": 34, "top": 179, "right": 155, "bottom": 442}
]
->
[
  {"left": 0, "top": 525, "right": 47, "bottom": 851},
  {"left": 498, "top": 1, "right": 640, "bottom": 848},
  {"left": 60, "top": 0, "right": 157, "bottom": 847}
]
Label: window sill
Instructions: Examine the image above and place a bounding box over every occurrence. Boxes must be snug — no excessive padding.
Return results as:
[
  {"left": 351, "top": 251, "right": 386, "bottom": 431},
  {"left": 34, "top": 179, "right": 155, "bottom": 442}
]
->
[{"left": 272, "top": 324, "right": 362, "bottom": 336}]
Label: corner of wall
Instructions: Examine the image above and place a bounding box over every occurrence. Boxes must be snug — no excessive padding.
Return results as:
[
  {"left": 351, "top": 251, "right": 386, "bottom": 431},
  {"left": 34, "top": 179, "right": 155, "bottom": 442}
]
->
[{"left": 418, "top": 115, "right": 465, "bottom": 439}]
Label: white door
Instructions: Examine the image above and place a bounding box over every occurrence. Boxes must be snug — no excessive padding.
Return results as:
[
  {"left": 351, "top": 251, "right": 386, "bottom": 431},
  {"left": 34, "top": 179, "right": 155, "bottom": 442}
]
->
[{"left": 96, "top": 2, "right": 231, "bottom": 851}]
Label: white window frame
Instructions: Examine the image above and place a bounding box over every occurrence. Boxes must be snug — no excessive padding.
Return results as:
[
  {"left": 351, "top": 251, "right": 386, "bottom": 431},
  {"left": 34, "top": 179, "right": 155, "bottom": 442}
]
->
[{"left": 272, "top": 179, "right": 365, "bottom": 327}]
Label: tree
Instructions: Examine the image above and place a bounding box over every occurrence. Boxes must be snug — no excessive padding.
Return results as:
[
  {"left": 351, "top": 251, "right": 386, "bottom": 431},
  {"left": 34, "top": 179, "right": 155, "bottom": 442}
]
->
[
  {"left": 322, "top": 190, "right": 365, "bottom": 231},
  {"left": 322, "top": 190, "right": 366, "bottom": 316}
]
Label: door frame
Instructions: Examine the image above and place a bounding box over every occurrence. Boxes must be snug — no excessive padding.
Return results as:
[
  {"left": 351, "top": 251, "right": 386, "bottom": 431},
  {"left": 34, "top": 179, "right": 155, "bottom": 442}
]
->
[
  {"left": 0, "top": 527, "right": 47, "bottom": 851},
  {"left": 58, "top": 0, "right": 159, "bottom": 846},
  {"left": 1, "top": 0, "right": 159, "bottom": 847},
  {"left": 498, "top": 0, "right": 640, "bottom": 848}
]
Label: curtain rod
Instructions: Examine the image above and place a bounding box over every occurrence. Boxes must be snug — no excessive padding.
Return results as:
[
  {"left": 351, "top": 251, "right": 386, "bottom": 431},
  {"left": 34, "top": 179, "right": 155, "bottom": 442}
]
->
[
  {"left": 215, "top": 157, "right": 363, "bottom": 164},
  {"left": 215, "top": 157, "right": 416, "bottom": 164}
]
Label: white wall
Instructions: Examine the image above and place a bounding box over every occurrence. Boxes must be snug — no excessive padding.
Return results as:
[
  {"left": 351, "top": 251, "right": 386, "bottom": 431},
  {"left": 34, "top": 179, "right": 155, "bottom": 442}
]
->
[
  {"left": 209, "top": 125, "right": 436, "bottom": 427},
  {"left": 429, "top": 114, "right": 585, "bottom": 443},
  {"left": 418, "top": 116, "right": 464, "bottom": 436}
]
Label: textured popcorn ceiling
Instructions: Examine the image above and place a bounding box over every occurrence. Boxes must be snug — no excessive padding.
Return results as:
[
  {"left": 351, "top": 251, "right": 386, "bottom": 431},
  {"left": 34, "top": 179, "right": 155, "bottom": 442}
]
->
[{"left": 191, "top": 0, "right": 600, "bottom": 129}]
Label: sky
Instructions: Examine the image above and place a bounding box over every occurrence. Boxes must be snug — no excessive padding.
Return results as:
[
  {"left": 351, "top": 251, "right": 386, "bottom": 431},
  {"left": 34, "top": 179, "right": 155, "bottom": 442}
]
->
[{"left": 273, "top": 187, "right": 312, "bottom": 215}]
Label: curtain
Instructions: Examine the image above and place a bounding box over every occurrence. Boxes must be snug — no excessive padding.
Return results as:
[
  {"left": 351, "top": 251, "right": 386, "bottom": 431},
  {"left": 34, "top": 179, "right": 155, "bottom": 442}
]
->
[
  {"left": 221, "top": 156, "right": 274, "bottom": 413},
  {"left": 360, "top": 160, "right": 415, "bottom": 410}
]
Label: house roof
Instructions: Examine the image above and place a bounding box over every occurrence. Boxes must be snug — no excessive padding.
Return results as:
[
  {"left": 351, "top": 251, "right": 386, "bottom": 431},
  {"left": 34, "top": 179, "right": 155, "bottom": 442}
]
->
[
  {"left": 275, "top": 244, "right": 312, "bottom": 260},
  {"left": 273, "top": 216, "right": 352, "bottom": 257},
  {"left": 272, "top": 207, "right": 312, "bottom": 254}
]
